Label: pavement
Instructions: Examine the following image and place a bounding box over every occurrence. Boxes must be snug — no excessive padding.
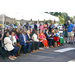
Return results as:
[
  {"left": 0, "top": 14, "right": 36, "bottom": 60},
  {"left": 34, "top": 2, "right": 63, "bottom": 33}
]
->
[{"left": 0, "top": 43, "right": 75, "bottom": 62}]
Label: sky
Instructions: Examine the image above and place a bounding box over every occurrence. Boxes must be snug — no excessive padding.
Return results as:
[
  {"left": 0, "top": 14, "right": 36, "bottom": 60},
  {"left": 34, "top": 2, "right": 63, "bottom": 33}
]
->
[{"left": 67, "top": 12, "right": 75, "bottom": 17}]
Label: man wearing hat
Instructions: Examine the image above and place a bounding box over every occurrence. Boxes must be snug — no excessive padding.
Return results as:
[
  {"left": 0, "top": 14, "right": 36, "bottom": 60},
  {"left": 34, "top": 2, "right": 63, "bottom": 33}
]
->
[{"left": 67, "top": 20, "right": 74, "bottom": 44}]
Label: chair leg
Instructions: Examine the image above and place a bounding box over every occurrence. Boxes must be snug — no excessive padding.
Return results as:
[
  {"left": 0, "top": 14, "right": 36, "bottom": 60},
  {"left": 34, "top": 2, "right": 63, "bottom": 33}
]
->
[{"left": 1, "top": 52, "right": 5, "bottom": 60}]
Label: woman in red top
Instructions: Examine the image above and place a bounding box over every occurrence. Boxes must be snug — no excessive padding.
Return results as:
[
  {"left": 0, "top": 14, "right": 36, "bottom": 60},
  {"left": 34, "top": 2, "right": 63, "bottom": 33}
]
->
[{"left": 38, "top": 30, "right": 48, "bottom": 49}]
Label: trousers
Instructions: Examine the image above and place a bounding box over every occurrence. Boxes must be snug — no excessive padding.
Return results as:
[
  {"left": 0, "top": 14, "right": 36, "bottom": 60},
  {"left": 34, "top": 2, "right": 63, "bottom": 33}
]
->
[
  {"left": 15, "top": 44, "right": 21, "bottom": 54},
  {"left": 11, "top": 45, "right": 19, "bottom": 56},
  {"left": 34, "top": 42, "right": 39, "bottom": 50},
  {"left": 42, "top": 40, "right": 47, "bottom": 46},
  {"left": 48, "top": 39, "right": 54, "bottom": 46},
  {"left": 20, "top": 42, "right": 32, "bottom": 52}
]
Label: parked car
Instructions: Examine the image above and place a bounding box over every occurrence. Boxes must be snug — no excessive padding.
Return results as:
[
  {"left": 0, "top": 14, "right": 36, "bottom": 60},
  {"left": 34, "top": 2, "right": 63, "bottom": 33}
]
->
[{"left": 57, "top": 24, "right": 63, "bottom": 31}]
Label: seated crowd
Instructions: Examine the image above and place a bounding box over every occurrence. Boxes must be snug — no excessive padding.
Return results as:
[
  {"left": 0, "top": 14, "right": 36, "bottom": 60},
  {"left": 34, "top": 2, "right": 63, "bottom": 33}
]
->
[{"left": 0, "top": 23, "right": 65, "bottom": 60}]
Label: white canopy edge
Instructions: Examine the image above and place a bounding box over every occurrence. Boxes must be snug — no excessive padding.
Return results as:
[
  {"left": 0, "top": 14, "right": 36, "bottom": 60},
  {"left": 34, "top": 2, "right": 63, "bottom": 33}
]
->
[{"left": 0, "top": 12, "right": 59, "bottom": 22}]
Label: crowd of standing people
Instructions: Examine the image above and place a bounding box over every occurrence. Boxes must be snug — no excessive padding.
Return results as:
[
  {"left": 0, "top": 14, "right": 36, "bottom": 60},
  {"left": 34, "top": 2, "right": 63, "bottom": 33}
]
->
[{"left": 0, "top": 20, "right": 74, "bottom": 60}]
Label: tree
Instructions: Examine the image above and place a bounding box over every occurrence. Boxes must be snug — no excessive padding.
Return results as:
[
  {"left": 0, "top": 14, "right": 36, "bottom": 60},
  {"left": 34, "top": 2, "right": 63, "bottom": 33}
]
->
[
  {"left": 70, "top": 17, "right": 73, "bottom": 23},
  {"left": 58, "top": 15, "right": 65, "bottom": 24},
  {"left": 45, "top": 12, "right": 73, "bottom": 24}
]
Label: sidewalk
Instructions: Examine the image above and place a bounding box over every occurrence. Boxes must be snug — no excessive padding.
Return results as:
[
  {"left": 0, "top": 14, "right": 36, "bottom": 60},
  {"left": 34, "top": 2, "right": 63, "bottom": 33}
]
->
[{"left": 0, "top": 43, "right": 75, "bottom": 62}]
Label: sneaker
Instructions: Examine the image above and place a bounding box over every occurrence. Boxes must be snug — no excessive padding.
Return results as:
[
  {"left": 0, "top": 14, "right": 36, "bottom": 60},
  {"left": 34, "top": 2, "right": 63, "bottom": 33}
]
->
[
  {"left": 62, "top": 44, "right": 64, "bottom": 46},
  {"left": 58, "top": 45, "right": 60, "bottom": 47},
  {"left": 13, "top": 56, "right": 17, "bottom": 59},
  {"left": 60, "top": 45, "right": 62, "bottom": 46},
  {"left": 71, "top": 42, "right": 73, "bottom": 44},
  {"left": 31, "top": 50, "right": 35, "bottom": 53},
  {"left": 68, "top": 42, "right": 70, "bottom": 44},
  {"left": 8, "top": 57, "right": 15, "bottom": 60}
]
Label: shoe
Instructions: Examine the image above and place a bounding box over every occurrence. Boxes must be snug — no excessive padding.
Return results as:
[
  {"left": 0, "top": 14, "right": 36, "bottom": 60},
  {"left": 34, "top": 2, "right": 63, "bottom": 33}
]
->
[
  {"left": 53, "top": 45, "right": 56, "bottom": 47},
  {"left": 23, "top": 52, "right": 26, "bottom": 54},
  {"left": 60, "top": 44, "right": 62, "bottom": 46},
  {"left": 27, "top": 51, "right": 31, "bottom": 53},
  {"left": 35, "top": 50, "right": 39, "bottom": 51},
  {"left": 49, "top": 46, "right": 52, "bottom": 48},
  {"left": 68, "top": 42, "right": 70, "bottom": 44},
  {"left": 17, "top": 54, "right": 20, "bottom": 56},
  {"left": 13, "top": 56, "right": 17, "bottom": 59},
  {"left": 8, "top": 57, "right": 15, "bottom": 60},
  {"left": 58, "top": 45, "right": 60, "bottom": 47},
  {"left": 38, "top": 49, "right": 40, "bottom": 51},
  {"left": 31, "top": 50, "right": 35, "bottom": 53},
  {"left": 71, "top": 42, "right": 73, "bottom": 44},
  {"left": 15, "top": 54, "right": 18, "bottom": 57}
]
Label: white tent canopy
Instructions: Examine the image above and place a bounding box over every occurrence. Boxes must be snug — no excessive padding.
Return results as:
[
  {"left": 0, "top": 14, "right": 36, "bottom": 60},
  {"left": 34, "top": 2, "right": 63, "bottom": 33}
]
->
[
  {"left": 14, "top": 12, "right": 59, "bottom": 21},
  {"left": 0, "top": 12, "right": 59, "bottom": 22}
]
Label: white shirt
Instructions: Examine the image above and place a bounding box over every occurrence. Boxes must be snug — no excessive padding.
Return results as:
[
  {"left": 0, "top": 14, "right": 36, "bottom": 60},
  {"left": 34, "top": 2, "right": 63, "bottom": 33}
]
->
[
  {"left": 27, "top": 34, "right": 30, "bottom": 38},
  {"left": 4, "top": 37, "right": 14, "bottom": 51},
  {"left": 22, "top": 33, "right": 26, "bottom": 42},
  {"left": 54, "top": 23, "right": 58, "bottom": 28},
  {"left": 9, "top": 35, "right": 16, "bottom": 44},
  {"left": 32, "top": 34, "right": 39, "bottom": 42}
]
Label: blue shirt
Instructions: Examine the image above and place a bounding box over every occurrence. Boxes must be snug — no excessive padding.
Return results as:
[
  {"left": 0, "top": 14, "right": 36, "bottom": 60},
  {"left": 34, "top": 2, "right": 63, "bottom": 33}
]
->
[
  {"left": 67, "top": 23, "right": 74, "bottom": 32},
  {"left": 55, "top": 32, "right": 60, "bottom": 36}
]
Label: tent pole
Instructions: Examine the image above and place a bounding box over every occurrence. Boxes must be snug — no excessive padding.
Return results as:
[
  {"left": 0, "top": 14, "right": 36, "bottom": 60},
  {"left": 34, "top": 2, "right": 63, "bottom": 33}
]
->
[
  {"left": 37, "top": 19, "right": 39, "bottom": 34},
  {"left": 2, "top": 14, "right": 5, "bottom": 47}
]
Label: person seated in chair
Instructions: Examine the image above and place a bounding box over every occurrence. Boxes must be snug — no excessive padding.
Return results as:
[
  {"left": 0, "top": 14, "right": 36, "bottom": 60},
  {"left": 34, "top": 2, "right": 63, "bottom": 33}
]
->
[
  {"left": 3, "top": 32, "right": 18, "bottom": 60},
  {"left": 38, "top": 30, "right": 48, "bottom": 49},
  {"left": 32, "top": 30, "right": 40, "bottom": 51},
  {"left": 19, "top": 29, "right": 32, "bottom": 54},
  {"left": 44, "top": 29, "right": 56, "bottom": 48},
  {"left": 26, "top": 30, "right": 35, "bottom": 53},
  {"left": 0, "top": 32, "right": 2, "bottom": 47},
  {"left": 9, "top": 31, "right": 21, "bottom": 57}
]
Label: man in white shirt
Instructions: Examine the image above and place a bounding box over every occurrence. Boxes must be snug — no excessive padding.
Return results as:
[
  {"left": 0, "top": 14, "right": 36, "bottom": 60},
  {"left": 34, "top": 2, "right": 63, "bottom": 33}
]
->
[{"left": 54, "top": 22, "right": 58, "bottom": 28}]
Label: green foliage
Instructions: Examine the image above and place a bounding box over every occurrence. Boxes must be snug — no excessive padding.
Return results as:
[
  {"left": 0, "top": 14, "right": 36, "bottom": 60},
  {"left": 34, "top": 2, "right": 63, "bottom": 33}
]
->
[
  {"left": 45, "top": 12, "right": 73, "bottom": 24},
  {"left": 15, "top": 21, "right": 18, "bottom": 26},
  {"left": 58, "top": 15, "right": 65, "bottom": 24}
]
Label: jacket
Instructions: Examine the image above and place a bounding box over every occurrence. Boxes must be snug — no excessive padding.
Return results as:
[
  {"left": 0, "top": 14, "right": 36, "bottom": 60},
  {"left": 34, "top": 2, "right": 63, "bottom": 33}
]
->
[
  {"left": 34, "top": 24, "right": 37, "bottom": 30},
  {"left": 19, "top": 33, "right": 28, "bottom": 43},
  {"left": 26, "top": 34, "right": 33, "bottom": 41},
  {"left": 4, "top": 37, "right": 14, "bottom": 51},
  {"left": 44, "top": 32, "right": 49, "bottom": 40}
]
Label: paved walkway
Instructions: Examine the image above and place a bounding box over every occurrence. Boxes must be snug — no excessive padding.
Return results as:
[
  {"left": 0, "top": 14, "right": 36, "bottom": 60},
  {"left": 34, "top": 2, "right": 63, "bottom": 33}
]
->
[{"left": 0, "top": 43, "right": 75, "bottom": 62}]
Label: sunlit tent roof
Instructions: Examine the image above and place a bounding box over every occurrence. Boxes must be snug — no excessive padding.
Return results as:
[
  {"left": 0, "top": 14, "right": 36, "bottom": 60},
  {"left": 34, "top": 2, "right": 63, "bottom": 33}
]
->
[{"left": 0, "top": 12, "right": 59, "bottom": 22}]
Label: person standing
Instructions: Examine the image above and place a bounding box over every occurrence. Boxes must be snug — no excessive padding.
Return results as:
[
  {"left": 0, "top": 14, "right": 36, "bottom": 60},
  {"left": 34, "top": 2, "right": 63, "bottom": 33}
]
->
[
  {"left": 26, "top": 22, "right": 29, "bottom": 30},
  {"left": 63, "top": 23, "right": 68, "bottom": 43},
  {"left": 44, "top": 23, "right": 48, "bottom": 31},
  {"left": 9, "top": 23, "right": 13, "bottom": 30},
  {"left": 54, "top": 22, "right": 58, "bottom": 29},
  {"left": 34, "top": 22, "right": 37, "bottom": 30},
  {"left": 39, "top": 23, "right": 44, "bottom": 32},
  {"left": 67, "top": 20, "right": 74, "bottom": 44}
]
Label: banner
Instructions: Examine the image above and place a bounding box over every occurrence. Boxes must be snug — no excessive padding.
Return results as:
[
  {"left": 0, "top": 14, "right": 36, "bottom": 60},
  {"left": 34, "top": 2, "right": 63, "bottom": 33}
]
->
[{"left": 0, "top": 24, "right": 3, "bottom": 29}]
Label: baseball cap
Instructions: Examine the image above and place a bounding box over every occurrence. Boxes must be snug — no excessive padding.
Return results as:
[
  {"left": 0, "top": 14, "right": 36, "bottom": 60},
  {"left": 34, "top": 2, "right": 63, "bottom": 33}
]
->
[{"left": 68, "top": 20, "right": 70, "bottom": 22}]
